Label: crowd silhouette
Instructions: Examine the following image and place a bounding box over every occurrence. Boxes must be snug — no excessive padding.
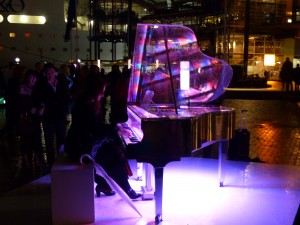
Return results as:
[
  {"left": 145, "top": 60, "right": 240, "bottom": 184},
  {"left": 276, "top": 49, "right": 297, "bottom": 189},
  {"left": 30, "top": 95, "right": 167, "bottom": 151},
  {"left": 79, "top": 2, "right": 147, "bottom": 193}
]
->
[{"left": 0, "top": 61, "right": 141, "bottom": 199}]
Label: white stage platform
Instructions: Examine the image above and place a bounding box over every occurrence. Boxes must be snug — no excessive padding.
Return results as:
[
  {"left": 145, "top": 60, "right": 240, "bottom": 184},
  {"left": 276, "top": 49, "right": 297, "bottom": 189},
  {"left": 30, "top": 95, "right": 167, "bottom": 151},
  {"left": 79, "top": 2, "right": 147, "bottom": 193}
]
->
[{"left": 0, "top": 157, "right": 299, "bottom": 225}]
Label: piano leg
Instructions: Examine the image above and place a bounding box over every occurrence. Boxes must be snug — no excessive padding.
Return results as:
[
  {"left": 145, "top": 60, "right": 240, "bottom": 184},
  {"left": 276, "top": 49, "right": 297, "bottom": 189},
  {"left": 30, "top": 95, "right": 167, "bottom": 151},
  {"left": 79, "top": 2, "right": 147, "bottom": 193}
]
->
[
  {"left": 218, "top": 140, "right": 227, "bottom": 187},
  {"left": 142, "top": 163, "right": 155, "bottom": 200},
  {"left": 154, "top": 167, "right": 164, "bottom": 223},
  {"left": 137, "top": 162, "right": 143, "bottom": 181}
]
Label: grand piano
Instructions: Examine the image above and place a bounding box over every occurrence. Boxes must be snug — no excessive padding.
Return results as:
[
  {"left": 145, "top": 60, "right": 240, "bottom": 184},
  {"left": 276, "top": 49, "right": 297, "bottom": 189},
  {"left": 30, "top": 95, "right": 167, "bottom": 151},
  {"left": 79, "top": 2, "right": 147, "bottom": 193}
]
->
[{"left": 120, "top": 24, "right": 235, "bottom": 223}]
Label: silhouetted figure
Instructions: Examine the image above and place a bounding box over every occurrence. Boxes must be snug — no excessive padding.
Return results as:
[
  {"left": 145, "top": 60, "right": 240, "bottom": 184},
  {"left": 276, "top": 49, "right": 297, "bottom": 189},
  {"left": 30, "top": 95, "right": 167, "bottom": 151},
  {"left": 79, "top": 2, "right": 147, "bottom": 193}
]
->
[
  {"left": 19, "top": 70, "right": 43, "bottom": 168},
  {"left": 70, "top": 65, "right": 89, "bottom": 102},
  {"left": 3, "top": 65, "right": 27, "bottom": 138},
  {"left": 280, "top": 57, "right": 293, "bottom": 91},
  {"left": 37, "top": 64, "right": 69, "bottom": 167},
  {"left": 107, "top": 64, "right": 130, "bottom": 125},
  {"left": 293, "top": 64, "right": 300, "bottom": 91}
]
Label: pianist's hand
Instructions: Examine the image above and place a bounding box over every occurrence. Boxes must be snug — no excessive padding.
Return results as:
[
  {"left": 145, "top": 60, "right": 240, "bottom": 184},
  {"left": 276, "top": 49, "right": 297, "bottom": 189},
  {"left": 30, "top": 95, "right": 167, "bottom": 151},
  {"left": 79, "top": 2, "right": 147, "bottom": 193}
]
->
[{"left": 116, "top": 124, "right": 133, "bottom": 138}]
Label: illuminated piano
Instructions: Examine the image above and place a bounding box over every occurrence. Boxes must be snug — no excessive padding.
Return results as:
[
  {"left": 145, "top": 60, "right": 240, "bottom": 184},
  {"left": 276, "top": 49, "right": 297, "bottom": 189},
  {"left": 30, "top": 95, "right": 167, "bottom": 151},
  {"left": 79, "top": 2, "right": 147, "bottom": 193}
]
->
[{"left": 121, "top": 24, "right": 235, "bottom": 223}]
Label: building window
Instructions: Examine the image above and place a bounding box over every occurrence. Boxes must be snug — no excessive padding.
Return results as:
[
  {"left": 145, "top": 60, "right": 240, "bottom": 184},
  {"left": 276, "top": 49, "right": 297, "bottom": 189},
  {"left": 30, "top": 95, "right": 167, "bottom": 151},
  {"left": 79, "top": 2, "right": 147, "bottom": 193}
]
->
[
  {"left": 9, "top": 33, "right": 16, "bottom": 38},
  {"left": 25, "top": 33, "right": 31, "bottom": 38},
  {"left": 63, "top": 48, "right": 68, "bottom": 52},
  {"left": 50, "top": 47, "right": 56, "bottom": 51},
  {"left": 296, "top": 11, "right": 300, "bottom": 22}
]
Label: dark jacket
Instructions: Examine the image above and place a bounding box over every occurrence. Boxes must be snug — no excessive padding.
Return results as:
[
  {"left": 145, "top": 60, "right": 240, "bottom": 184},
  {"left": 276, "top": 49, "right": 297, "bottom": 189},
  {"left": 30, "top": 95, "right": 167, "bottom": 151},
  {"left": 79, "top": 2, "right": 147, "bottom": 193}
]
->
[
  {"left": 37, "top": 75, "right": 69, "bottom": 121},
  {"left": 65, "top": 98, "right": 118, "bottom": 162}
]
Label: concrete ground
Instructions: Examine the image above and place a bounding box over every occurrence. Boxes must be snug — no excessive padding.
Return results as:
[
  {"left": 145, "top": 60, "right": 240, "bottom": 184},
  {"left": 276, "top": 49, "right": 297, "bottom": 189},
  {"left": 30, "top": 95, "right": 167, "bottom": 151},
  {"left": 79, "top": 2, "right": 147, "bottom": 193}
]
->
[{"left": 0, "top": 80, "right": 299, "bottom": 224}]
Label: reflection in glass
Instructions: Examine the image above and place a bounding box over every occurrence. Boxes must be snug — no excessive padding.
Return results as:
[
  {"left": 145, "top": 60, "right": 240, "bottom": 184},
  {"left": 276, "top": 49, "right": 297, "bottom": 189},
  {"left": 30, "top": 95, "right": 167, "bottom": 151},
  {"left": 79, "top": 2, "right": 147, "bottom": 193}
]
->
[{"left": 128, "top": 24, "right": 233, "bottom": 107}]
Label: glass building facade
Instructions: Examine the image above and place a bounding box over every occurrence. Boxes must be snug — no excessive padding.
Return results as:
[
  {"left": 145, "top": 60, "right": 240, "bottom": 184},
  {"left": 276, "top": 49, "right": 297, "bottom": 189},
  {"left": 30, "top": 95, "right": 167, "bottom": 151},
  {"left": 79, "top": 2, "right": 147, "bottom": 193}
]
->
[
  {"left": 1, "top": 0, "right": 300, "bottom": 72},
  {"left": 77, "top": 0, "right": 300, "bottom": 77}
]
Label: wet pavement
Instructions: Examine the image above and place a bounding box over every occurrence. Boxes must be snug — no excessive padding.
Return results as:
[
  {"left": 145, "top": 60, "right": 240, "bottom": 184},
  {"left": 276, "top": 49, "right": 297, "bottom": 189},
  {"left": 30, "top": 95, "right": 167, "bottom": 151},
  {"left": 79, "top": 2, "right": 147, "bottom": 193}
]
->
[
  {"left": 222, "top": 98, "right": 300, "bottom": 166},
  {"left": 0, "top": 80, "right": 300, "bottom": 195},
  {"left": 0, "top": 106, "right": 50, "bottom": 195}
]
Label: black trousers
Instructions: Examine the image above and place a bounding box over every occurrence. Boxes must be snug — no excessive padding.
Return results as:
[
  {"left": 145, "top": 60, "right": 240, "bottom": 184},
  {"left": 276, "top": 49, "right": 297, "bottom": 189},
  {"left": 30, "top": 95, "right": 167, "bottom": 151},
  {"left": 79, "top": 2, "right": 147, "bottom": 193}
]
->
[{"left": 94, "top": 139, "right": 131, "bottom": 193}]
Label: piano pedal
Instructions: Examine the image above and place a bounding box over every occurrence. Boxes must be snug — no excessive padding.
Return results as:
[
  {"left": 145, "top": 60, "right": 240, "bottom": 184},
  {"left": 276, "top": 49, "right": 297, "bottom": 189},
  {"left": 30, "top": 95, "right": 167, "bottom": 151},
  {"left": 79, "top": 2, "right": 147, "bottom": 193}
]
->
[{"left": 141, "top": 186, "right": 155, "bottom": 200}]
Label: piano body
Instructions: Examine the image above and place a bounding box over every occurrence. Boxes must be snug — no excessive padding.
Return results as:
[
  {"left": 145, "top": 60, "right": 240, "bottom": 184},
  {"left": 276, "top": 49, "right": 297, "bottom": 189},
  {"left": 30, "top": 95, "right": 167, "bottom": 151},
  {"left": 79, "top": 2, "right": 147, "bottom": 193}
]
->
[{"left": 121, "top": 24, "right": 235, "bottom": 223}]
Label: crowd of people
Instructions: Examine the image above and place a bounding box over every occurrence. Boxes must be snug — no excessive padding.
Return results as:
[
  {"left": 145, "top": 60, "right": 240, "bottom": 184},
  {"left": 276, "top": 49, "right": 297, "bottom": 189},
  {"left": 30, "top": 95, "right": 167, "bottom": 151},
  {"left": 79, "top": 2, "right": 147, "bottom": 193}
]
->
[
  {"left": 280, "top": 57, "right": 300, "bottom": 91},
  {"left": 0, "top": 61, "right": 141, "bottom": 199},
  {"left": 0, "top": 62, "right": 70, "bottom": 168}
]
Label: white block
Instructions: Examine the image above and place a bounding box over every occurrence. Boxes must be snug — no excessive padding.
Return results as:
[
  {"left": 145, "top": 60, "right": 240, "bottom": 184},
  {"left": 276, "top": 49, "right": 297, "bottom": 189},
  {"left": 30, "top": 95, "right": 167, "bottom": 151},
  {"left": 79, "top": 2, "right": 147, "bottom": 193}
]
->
[{"left": 51, "top": 160, "right": 95, "bottom": 225}]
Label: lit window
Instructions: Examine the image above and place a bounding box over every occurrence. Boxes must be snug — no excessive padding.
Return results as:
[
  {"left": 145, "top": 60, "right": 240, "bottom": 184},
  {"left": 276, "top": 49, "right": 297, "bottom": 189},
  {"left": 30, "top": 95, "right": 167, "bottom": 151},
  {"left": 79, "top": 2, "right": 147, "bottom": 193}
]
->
[
  {"left": 9, "top": 33, "right": 16, "bottom": 38},
  {"left": 264, "top": 54, "right": 275, "bottom": 66},
  {"left": 7, "top": 15, "right": 46, "bottom": 24},
  {"left": 297, "top": 11, "right": 300, "bottom": 22},
  {"left": 25, "top": 33, "right": 31, "bottom": 38},
  {"left": 0, "top": 14, "right": 3, "bottom": 23}
]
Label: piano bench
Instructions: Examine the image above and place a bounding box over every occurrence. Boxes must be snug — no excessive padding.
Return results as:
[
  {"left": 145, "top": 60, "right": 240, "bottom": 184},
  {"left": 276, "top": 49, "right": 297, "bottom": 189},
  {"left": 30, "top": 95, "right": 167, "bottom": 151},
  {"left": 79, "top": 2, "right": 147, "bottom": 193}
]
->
[{"left": 51, "top": 152, "right": 95, "bottom": 225}]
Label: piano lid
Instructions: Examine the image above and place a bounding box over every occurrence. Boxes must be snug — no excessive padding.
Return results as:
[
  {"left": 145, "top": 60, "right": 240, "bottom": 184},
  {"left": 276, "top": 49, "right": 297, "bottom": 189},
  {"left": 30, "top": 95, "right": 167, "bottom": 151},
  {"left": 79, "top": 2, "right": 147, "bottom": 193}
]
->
[{"left": 127, "top": 24, "right": 233, "bottom": 106}]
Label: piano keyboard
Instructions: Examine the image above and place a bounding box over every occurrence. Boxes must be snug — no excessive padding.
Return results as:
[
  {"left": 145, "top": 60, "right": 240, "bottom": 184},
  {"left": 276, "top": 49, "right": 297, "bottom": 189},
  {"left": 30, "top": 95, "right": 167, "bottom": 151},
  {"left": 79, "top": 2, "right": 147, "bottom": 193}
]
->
[{"left": 120, "top": 122, "right": 141, "bottom": 144}]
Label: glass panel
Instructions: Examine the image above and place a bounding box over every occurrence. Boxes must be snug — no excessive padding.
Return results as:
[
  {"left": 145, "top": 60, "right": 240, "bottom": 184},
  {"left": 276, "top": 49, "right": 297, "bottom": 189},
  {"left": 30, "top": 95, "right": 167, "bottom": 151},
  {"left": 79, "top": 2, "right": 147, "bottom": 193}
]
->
[{"left": 128, "top": 24, "right": 233, "bottom": 105}]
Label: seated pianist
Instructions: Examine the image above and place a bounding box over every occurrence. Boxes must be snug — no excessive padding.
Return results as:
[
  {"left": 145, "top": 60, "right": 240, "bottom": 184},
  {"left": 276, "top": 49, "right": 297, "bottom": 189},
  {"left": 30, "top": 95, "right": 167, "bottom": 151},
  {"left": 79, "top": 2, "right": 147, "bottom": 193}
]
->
[{"left": 65, "top": 71, "right": 142, "bottom": 200}]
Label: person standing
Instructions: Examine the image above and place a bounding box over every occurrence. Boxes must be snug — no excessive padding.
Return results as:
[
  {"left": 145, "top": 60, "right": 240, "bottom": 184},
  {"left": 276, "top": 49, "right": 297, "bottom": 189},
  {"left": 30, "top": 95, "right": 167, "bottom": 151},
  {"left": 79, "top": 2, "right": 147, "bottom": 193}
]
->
[
  {"left": 56, "top": 64, "right": 73, "bottom": 121},
  {"left": 280, "top": 57, "right": 293, "bottom": 91},
  {"left": 32, "top": 62, "right": 47, "bottom": 163},
  {"left": 293, "top": 63, "right": 300, "bottom": 91},
  {"left": 18, "top": 70, "right": 43, "bottom": 168},
  {"left": 70, "top": 65, "right": 89, "bottom": 98},
  {"left": 2, "top": 65, "right": 27, "bottom": 138},
  {"left": 37, "top": 64, "right": 69, "bottom": 167}
]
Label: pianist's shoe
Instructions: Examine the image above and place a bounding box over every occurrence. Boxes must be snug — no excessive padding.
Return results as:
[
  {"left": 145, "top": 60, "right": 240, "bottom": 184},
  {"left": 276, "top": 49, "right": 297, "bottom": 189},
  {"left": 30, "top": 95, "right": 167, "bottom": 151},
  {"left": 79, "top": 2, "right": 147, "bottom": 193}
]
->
[
  {"left": 95, "top": 185, "right": 116, "bottom": 197},
  {"left": 127, "top": 188, "right": 142, "bottom": 199}
]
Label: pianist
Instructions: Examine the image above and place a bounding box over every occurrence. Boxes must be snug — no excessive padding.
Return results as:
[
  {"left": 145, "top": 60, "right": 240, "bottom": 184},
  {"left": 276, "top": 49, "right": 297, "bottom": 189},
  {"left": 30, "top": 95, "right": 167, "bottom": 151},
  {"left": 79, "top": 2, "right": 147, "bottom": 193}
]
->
[{"left": 64, "top": 72, "right": 141, "bottom": 199}]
